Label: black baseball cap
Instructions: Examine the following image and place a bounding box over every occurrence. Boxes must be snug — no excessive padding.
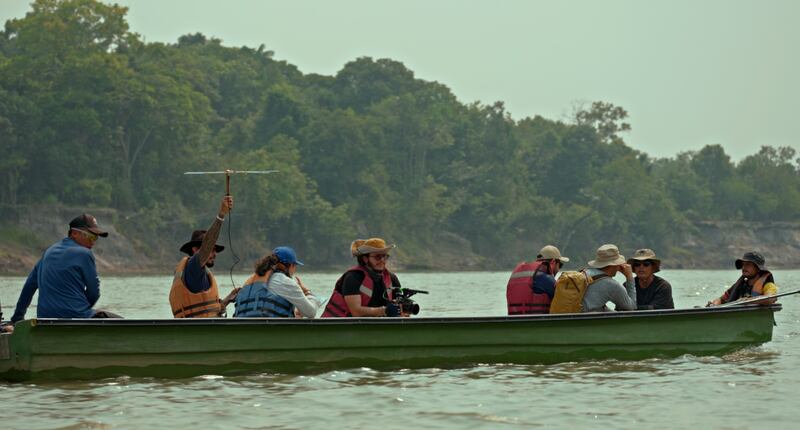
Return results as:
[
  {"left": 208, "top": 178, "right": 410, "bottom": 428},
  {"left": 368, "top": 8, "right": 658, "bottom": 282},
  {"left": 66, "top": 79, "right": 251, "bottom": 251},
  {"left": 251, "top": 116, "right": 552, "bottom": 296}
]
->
[{"left": 69, "top": 214, "right": 109, "bottom": 237}]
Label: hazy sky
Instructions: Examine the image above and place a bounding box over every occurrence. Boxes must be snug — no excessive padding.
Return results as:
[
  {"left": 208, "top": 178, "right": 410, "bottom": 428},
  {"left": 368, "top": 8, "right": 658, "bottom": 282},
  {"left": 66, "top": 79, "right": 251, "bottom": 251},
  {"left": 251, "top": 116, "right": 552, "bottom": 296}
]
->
[{"left": 2, "top": 0, "right": 798, "bottom": 160}]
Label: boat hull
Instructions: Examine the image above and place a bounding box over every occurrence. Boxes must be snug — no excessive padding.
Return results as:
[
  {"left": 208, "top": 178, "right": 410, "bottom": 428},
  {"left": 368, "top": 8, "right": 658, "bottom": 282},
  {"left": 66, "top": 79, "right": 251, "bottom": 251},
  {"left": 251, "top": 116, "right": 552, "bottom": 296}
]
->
[{"left": 0, "top": 304, "right": 780, "bottom": 381}]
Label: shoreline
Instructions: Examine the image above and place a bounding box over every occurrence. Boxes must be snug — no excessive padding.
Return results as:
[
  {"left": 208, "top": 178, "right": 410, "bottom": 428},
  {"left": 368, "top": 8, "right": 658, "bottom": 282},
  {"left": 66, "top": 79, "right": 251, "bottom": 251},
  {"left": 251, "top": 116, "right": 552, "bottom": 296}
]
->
[{"left": 3, "top": 265, "right": 797, "bottom": 277}]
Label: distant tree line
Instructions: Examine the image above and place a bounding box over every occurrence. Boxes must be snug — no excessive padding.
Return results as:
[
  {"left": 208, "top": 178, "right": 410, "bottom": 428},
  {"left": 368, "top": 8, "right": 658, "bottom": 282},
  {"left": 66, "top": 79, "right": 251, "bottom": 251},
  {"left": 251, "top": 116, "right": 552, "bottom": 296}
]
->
[{"left": 1, "top": 0, "right": 798, "bottom": 268}]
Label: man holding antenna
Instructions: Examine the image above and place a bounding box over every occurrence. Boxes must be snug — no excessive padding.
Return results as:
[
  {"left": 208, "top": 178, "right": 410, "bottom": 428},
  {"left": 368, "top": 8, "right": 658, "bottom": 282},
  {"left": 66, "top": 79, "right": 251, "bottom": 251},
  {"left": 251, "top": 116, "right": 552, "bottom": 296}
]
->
[{"left": 169, "top": 195, "right": 239, "bottom": 318}]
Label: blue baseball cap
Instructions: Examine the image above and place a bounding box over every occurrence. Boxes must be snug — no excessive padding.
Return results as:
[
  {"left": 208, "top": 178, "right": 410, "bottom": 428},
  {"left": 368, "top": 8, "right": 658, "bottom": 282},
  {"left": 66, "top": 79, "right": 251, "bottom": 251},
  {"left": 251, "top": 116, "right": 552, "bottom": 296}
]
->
[{"left": 273, "top": 246, "right": 304, "bottom": 266}]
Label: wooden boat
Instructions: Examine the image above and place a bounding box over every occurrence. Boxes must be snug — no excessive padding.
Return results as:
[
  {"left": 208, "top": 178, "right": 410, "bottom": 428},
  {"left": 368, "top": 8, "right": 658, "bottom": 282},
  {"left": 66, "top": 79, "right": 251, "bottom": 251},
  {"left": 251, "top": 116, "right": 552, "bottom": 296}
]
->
[{"left": 0, "top": 304, "right": 781, "bottom": 381}]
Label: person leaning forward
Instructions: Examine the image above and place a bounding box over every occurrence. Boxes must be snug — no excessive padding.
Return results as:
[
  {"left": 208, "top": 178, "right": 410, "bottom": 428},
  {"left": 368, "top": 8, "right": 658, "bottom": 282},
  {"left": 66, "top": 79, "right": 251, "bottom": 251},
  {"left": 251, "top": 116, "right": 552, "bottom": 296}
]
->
[
  {"left": 11, "top": 214, "right": 121, "bottom": 322},
  {"left": 581, "top": 244, "right": 637, "bottom": 312},
  {"left": 707, "top": 252, "right": 778, "bottom": 306},
  {"left": 169, "top": 195, "right": 239, "bottom": 318},
  {"left": 506, "top": 245, "right": 569, "bottom": 315},
  {"left": 628, "top": 248, "right": 674, "bottom": 310},
  {"left": 321, "top": 238, "right": 404, "bottom": 317},
  {"left": 234, "top": 246, "right": 321, "bottom": 318}
]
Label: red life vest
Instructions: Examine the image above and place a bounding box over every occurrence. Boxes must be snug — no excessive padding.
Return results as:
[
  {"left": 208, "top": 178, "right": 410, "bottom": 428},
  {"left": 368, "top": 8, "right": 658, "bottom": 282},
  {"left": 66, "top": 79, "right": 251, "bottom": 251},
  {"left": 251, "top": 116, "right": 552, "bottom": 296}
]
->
[
  {"left": 321, "top": 265, "right": 394, "bottom": 317},
  {"left": 506, "top": 260, "right": 557, "bottom": 315}
]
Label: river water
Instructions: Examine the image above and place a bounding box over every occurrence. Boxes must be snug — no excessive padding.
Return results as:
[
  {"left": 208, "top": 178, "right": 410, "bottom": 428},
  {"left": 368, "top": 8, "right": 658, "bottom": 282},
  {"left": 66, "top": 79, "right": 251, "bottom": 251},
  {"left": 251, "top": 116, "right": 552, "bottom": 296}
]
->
[{"left": 1, "top": 270, "right": 799, "bottom": 429}]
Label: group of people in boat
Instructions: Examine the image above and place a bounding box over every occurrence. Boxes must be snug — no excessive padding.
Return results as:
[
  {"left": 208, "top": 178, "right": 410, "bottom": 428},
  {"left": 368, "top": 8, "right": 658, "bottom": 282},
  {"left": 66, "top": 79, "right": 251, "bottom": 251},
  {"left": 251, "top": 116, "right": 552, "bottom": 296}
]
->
[
  {"left": 506, "top": 243, "right": 777, "bottom": 315},
  {"left": 0, "top": 194, "right": 780, "bottom": 332}
]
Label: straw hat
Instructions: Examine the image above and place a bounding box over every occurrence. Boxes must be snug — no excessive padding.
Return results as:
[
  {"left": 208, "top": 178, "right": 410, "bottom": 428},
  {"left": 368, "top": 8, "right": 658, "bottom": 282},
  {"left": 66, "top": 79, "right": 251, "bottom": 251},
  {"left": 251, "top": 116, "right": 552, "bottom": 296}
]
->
[
  {"left": 587, "top": 244, "right": 626, "bottom": 268},
  {"left": 627, "top": 248, "right": 661, "bottom": 273},
  {"left": 351, "top": 237, "right": 396, "bottom": 256},
  {"left": 536, "top": 245, "right": 569, "bottom": 263}
]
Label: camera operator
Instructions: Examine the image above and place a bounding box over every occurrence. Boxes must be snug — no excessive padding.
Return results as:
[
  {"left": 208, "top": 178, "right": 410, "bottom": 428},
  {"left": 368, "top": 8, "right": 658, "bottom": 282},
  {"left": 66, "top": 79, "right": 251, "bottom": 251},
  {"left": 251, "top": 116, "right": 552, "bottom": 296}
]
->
[{"left": 321, "top": 238, "right": 407, "bottom": 317}]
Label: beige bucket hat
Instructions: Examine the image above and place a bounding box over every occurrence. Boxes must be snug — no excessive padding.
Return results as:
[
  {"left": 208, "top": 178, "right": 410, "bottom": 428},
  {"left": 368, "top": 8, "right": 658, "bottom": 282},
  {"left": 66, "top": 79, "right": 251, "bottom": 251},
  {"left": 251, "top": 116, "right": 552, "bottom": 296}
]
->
[
  {"left": 536, "top": 245, "right": 569, "bottom": 263},
  {"left": 627, "top": 248, "right": 661, "bottom": 273},
  {"left": 351, "top": 237, "right": 396, "bottom": 256},
  {"left": 587, "top": 244, "right": 626, "bottom": 268}
]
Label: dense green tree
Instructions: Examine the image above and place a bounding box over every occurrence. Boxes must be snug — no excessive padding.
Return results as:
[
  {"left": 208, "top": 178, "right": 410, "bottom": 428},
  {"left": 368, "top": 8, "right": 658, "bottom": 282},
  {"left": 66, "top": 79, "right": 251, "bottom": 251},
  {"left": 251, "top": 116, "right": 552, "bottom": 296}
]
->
[
  {"left": 2, "top": 0, "right": 798, "bottom": 269},
  {"left": 573, "top": 101, "right": 631, "bottom": 145}
]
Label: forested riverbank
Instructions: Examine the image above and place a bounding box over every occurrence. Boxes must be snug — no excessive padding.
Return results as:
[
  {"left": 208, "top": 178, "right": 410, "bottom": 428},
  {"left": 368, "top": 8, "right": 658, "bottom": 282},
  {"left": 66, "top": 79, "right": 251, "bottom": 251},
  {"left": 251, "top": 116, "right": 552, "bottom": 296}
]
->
[{"left": 2, "top": 0, "right": 800, "bottom": 272}]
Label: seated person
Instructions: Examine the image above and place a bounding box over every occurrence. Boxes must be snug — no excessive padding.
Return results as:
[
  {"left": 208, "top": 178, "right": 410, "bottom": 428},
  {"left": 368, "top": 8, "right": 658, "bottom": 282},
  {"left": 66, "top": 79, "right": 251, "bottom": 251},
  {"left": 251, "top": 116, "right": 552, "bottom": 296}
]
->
[
  {"left": 169, "top": 195, "right": 238, "bottom": 318},
  {"left": 582, "top": 244, "right": 637, "bottom": 312},
  {"left": 321, "top": 238, "right": 404, "bottom": 317},
  {"left": 507, "top": 245, "right": 569, "bottom": 314},
  {"left": 707, "top": 252, "right": 777, "bottom": 306},
  {"left": 628, "top": 249, "right": 674, "bottom": 310},
  {"left": 11, "top": 213, "right": 119, "bottom": 322},
  {"left": 234, "top": 246, "right": 320, "bottom": 318}
]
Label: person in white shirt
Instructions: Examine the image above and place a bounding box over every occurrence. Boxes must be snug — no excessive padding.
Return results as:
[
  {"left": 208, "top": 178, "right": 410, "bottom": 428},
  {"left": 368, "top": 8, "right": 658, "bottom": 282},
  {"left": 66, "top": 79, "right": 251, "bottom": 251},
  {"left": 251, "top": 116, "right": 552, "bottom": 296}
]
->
[{"left": 234, "top": 246, "right": 321, "bottom": 318}]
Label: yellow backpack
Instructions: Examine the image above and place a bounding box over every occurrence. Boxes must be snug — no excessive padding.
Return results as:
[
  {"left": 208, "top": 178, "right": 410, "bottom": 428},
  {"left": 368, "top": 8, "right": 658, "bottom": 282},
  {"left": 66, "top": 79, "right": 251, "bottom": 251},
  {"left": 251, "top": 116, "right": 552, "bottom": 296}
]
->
[{"left": 549, "top": 270, "right": 607, "bottom": 314}]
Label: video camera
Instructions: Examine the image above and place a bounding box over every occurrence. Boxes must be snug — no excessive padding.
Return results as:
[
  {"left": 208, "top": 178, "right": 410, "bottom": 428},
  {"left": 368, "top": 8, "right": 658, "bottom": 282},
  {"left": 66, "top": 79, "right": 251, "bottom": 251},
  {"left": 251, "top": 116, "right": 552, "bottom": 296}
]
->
[{"left": 391, "top": 287, "right": 429, "bottom": 315}]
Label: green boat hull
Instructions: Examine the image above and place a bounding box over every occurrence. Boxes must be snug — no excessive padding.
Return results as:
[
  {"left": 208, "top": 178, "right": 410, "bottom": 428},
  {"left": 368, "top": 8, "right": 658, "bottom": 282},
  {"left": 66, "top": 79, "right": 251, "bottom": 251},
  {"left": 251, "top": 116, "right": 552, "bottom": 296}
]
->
[{"left": 0, "top": 304, "right": 780, "bottom": 381}]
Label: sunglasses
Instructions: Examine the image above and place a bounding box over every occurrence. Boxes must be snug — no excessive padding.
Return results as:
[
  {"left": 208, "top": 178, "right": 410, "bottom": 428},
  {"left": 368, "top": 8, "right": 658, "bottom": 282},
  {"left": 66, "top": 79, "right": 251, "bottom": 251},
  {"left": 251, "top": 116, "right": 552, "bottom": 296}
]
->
[
  {"left": 370, "top": 254, "right": 390, "bottom": 261},
  {"left": 72, "top": 228, "right": 98, "bottom": 242},
  {"left": 632, "top": 261, "right": 653, "bottom": 268}
]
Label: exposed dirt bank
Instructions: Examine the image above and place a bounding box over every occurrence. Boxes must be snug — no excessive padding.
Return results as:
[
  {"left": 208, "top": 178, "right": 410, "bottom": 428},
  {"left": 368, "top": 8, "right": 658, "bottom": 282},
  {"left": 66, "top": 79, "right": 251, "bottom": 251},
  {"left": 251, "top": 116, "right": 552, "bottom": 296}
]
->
[{"left": 1, "top": 206, "right": 798, "bottom": 275}]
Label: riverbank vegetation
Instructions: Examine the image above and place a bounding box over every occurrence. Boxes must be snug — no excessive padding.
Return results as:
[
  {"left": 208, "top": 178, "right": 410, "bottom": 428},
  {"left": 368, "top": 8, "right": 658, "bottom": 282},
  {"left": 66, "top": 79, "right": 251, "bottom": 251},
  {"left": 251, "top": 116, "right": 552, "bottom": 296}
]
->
[{"left": 1, "top": 0, "right": 799, "bottom": 268}]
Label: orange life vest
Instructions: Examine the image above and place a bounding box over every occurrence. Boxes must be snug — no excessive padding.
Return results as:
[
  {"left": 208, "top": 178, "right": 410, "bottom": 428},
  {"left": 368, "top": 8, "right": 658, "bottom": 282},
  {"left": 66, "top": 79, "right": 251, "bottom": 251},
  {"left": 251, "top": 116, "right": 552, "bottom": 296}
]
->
[
  {"left": 321, "top": 265, "right": 394, "bottom": 317},
  {"left": 723, "top": 271, "right": 773, "bottom": 303},
  {"left": 506, "top": 260, "right": 557, "bottom": 315},
  {"left": 169, "top": 256, "right": 222, "bottom": 318}
]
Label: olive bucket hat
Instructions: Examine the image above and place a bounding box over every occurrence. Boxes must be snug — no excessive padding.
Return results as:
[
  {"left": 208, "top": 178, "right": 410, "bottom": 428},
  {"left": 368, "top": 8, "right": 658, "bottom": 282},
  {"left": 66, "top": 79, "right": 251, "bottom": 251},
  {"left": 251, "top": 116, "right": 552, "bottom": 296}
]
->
[{"left": 735, "top": 251, "right": 766, "bottom": 271}]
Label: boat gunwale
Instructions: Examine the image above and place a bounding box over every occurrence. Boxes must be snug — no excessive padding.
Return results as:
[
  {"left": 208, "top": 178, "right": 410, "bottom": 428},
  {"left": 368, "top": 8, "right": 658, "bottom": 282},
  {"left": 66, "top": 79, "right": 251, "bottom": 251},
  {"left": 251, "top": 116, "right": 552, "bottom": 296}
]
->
[{"left": 21, "top": 303, "right": 781, "bottom": 327}]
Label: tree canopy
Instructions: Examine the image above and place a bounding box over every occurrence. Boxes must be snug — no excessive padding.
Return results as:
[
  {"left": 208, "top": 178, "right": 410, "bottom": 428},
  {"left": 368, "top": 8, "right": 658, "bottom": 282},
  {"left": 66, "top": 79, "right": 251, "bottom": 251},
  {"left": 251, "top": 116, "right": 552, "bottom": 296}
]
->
[{"left": 2, "top": 0, "right": 799, "bottom": 268}]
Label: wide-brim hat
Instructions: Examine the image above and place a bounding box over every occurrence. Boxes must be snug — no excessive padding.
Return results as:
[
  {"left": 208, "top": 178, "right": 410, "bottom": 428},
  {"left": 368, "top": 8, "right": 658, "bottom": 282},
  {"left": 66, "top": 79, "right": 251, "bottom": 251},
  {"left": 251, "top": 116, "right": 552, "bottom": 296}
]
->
[
  {"left": 536, "top": 245, "right": 569, "bottom": 263},
  {"left": 353, "top": 237, "right": 396, "bottom": 256},
  {"left": 180, "top": 230, "right": 225, "bottom": 255},
  {"left": 627, "top": 248, "right": 661, "bottom": 273},
  {"left": 69, "top": 214, "right": 109, "bottom": 237},
  {"left": 735, "top": 251, "right": 766, "bottom": 271},
  {"left": 588, "top": 244, "right": 626, "bottom": 268}
]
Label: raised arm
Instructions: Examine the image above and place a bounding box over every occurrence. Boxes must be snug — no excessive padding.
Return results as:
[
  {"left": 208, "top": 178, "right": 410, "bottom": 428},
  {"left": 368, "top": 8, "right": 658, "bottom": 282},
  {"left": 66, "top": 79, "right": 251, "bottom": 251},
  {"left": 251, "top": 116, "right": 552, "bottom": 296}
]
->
[{"left": 197, "top": 195, "right": 233, "bottom": 266}]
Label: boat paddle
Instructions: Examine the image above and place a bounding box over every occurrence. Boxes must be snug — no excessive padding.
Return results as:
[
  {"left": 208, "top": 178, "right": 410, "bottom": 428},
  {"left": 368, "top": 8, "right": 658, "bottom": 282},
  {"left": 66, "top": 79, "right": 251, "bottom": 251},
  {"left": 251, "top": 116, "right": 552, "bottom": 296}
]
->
[{"left": 714, "top": 288, "right": 800, "bottom": 308}]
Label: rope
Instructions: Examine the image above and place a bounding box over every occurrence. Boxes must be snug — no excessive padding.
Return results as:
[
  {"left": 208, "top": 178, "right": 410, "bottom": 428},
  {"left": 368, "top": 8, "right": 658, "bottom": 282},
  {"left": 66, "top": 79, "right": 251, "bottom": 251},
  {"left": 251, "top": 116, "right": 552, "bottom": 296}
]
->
[{"left": 227, "top": 209, "right": 241, "bottom": 289}]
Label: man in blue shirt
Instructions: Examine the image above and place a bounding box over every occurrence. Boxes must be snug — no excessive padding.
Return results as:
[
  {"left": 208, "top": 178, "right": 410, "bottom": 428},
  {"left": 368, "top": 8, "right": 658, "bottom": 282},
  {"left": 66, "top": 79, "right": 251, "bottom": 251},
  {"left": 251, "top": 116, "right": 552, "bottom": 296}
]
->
[{"left": 11, "top": 214, "right": 112, "bottom": 322}]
